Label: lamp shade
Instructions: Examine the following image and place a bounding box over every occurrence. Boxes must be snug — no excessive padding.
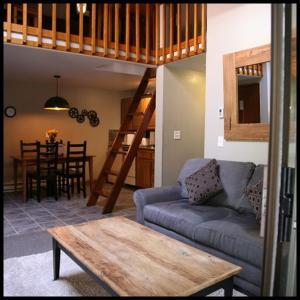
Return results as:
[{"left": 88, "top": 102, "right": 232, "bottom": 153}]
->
[
  {"left": 44, "top": 96, "right": 70, "bottom": 110},
  {"left": 44, "top": 75, "right": 70, "bottom": 111}
]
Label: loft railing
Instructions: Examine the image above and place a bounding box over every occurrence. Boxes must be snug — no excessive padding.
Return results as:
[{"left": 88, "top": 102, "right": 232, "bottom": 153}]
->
[{"left": 3, "top": 3, "right": 206, "bottom": 65}]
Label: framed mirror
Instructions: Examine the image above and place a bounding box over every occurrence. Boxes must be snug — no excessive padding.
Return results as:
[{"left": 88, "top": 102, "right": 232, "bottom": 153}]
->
[{"left": 223, "top": 44, "right": 271, "bottom": 141}]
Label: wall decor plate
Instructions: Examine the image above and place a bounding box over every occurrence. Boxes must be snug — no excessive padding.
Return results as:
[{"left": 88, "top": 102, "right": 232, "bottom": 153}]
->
[
  {"left": 90, "top": 116, "right": 100, "bottom": 127},
  {"left": 87, "top": 110, "right": 97, "bottom": 120},
  {"left": 4, "top": 106, "right": 16, "bottom": 118},
  {"left": 76, "top": 114, "right": 85, "bottom": 123},
  {"left": 69, "top": 107, "right": 79, "bottom": 118},
  {"left": 81, "top": 109, "right": 88, "bottom": 116}
]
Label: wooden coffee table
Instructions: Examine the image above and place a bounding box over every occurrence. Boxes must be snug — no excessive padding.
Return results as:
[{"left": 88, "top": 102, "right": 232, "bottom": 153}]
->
[{"left": 47, "top": 216, "right": 242, "bottom": 296}]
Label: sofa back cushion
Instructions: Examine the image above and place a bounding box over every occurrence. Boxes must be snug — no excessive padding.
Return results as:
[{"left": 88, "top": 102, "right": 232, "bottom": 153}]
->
[{"left": 178, "top": 158, "right": 255, "bottom": 210}]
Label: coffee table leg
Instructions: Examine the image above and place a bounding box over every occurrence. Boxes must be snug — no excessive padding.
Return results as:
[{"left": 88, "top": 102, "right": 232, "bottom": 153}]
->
[
  {"left": 224, "top": 277, "right": 234, "bottom": 297},
  {"left": 53, "top": 239, "right": 61, "bottom": 280}
]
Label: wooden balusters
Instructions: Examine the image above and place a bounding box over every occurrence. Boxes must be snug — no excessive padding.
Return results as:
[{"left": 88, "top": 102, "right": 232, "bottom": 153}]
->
[
  {"left": 169, "top": 3, "right": 173, "bottom": 61},
  {"left": 103, "top": 4, "right": 108, "bottom": 56},
  {"left": 66, "top": 3, "right": 70, "bottom": 50},
  {"left": 38, "top": 4, "right": 42, "bottom": 46},
  {"left": 177, "top": 4, "right": 181, "bottom": 59},
  {"left": 201, "top": 4, "right": 206, "bottom": 52},
  {"left": 52, "top": 4, "right": 56, "bottom": 48},
  {"left": 125, "top": 4, "right": 130, "bottom": 60},
  {"left": 135, "top": 4, "right": 140, "bottom": 62},
  {"left": 185, "top": 3, "right": 189, "bottom": 56},
  {"left": 6, "top": 3, "right": 11, "bottom": 41},
  {"left": 155, "top": 4, "right": 160, "bottom": 65},
  {"left": 79, "top": 4, "right": 83, "bottom": 52},
  {"left": 146, "top": 4, "right": 150, "bottom": 64},
  {"left": 162, "top": 4, "right": 166, "bottom": 63},
  {"left": 115, "top": 4, "right": 119, "bottom": 59},
  {"left": 22, "top": 4, "right": 27, "bottom": 44},
  {"left": 3, "top": 3, "right": 206, "bottom": 66},
  {"left": 91, "top": 4, "right": 96, "bottom": 54}
]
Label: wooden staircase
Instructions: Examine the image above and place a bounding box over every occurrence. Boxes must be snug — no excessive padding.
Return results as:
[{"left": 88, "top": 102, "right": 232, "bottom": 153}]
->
[{"left": 87, "top": 67, "right": 156, "bottom": 213}]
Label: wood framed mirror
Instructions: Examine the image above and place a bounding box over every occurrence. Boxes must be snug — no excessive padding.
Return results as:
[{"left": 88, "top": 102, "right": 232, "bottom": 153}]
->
[{"left": 223, "top": 44, "right": 271, "bottom": 141}]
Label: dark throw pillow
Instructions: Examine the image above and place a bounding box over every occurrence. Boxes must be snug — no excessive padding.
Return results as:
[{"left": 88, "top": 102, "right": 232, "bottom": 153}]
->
[
  {"left": 185, "top": 159, "right": 223, "bottom": 205},
  {"left": 245, "top": 180, "right": 263, "bottom": 224}
]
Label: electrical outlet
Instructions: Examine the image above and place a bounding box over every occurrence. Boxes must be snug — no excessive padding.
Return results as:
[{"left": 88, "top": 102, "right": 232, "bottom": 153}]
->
[
  {"left": 217, "top": 136, "right": 224, "bottom": 147},
  {"left": 174, "top": 130, "right": 181, "bottom": 140}
]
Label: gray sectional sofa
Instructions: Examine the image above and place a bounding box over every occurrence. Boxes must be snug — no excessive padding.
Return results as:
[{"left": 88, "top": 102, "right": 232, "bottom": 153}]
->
[{"left": 133, "top": 158, "right": 264, "bottom": 296}]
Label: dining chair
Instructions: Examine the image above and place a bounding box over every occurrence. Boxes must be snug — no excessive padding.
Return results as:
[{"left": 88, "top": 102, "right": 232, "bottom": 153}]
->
[
  {"left": 27, "top": 142, "right": 59, "bottom": 202},
  {"left": 20, "top": 140, "right": 40, "bottom": 199},
  {"left": 58, "top": 141, "right": 87, "bottom": 200}
]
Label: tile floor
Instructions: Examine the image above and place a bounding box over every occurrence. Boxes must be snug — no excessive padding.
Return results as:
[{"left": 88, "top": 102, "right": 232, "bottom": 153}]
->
[{"left": 4, "top": 185, "right": 137, "bottom": 237}]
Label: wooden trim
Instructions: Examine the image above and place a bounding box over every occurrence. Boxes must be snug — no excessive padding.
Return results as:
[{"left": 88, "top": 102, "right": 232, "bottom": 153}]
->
[
  {"left": 162, "top": 4, "right": 166, "bottom": 63},
  {"left": 79, "top": 4, "right": 83, "bottom": 52},
  {"left": 185, "top": 4, "right": 189, "bottom": 56},
  {"left": 223, "top": 45, "right": 271, "bottom": 141},
  {"left": 193, "top": 4, "right": 198, "bottom": 53},
  {"left": 91, "top": 4, "right": 96, "bottom": 54},
  {"left": 37, "top": 4, "right": 42, "bottom": 46},
  {"left": 114, "top": 4, "right": 119, "bottom": 58},
  {"left": 235, "top": 44, "right": 271, "bottom": 67},
  {"left": 103, "top": 4, "right": 108, "bottom": 56},
  {"left": 177, "top": 4, "right": 181, "bottom": 58},
  {"left": 201, "top": 4, "right": 206, "bottom": 51},
  {"left": 169, "top": 4, "right": 174, "bottom": 60},
  {"left": 66, "top": 3, "right": 70, "bottom": 50},
  {"left": 22, "top": 4, "right": 27, "bottom": 44},
  {"left": 52, "top": 3, "right": 56, "bottom": 48},
  {"left": 135, "top": 4, "right": 140, "bottom": 62},
  {"left": 6, "top": 4, "right": 12, "bottom": 41},
  {"left": 146, "top": 4, "right": 150, "bottom": 64},
  {"left": 125, "top": 4, "right": 130, "bottom": 60},
  {"left": 155, "top": 4, "right": 159, "bottom": 65}
]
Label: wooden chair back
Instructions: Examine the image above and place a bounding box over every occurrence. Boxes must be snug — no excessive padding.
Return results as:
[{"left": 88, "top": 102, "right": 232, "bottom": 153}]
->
[
  {"left": 65, "top": 141, "right": 87, "bottom": 176},
  {"left": 20, "top": 140, "right": 39, "bottom": 158},
  {"left": 36, "top": 142, "right": 59, "bottom": 178}
]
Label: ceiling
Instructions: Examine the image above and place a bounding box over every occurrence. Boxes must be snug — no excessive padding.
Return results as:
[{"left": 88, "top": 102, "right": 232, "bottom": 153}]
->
[{"left": 4, "top": 44, "right": 151, "bottom": 92}]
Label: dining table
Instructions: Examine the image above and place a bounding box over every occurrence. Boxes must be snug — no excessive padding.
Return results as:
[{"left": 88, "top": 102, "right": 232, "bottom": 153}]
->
[{"left": 11, "top": 154, "right": 95, "bottom": 202}]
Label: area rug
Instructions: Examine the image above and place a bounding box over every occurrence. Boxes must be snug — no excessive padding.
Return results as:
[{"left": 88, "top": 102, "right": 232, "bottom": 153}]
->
[{"left": 4, "top": 251, "right": 246, "bottom": 297}]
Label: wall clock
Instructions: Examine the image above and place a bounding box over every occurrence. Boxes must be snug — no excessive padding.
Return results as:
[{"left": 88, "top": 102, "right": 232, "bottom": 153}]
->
[{"left": 4, "top": 106, "right": 16, "bottom": 118}]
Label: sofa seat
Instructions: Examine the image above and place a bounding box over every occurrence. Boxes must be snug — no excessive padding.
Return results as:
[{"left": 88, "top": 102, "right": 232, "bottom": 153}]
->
[
  {"left": 144, "top": 199, "right": 235, "bottom": 242},
  {"left": 193, "top": 214, "right": 263, "bottom": 268}
]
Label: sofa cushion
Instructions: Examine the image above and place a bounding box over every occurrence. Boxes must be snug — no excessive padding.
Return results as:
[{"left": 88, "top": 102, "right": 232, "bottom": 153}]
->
[
  {"left": 178, "top": 158, "right": 255, "bottom": 211},
  {"left": 193, "top": 214, "right": 263, "bottom": 268},
  {"left": 245, "top": 180, "right": 263, "bottom": 224},
  {"left": 143, "top": 199, "right": 235, "bottom": 241},
  {"left": 185, "top": 159, "right": 223, "bottom": 205},
  {"left": 237, "top": 164, "right": 264, "bottom": 214}
]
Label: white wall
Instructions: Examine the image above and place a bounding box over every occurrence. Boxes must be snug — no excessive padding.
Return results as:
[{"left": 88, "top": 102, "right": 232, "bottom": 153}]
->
[
  {"left": 4, "top": 80, "right": 131, "bottom": 185},
  {"left": 205, "top": 4, "right": 271, "bottom": 164},
  {"left": 155, "top": 55, "right": 206, "bottom": 186}
]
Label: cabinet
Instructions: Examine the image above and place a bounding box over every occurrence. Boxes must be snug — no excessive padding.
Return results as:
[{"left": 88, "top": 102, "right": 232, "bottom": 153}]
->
[
  {"left": 121, "top": 97, "right": 155, "bottom": 130},
  {"left": 136, "top": 149, "right": 154, "bottom": 188}
]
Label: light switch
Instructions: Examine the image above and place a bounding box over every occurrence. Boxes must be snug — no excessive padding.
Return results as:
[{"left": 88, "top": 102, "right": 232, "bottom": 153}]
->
[
  {"left": 218, "top": 107, "right": 224, "bottom": 119},
  {"left": 174, "top": 130, "right": 181, "bottom": 140},
  {"left": 217, "top": 136, "right": 224, "bottom": 147}
]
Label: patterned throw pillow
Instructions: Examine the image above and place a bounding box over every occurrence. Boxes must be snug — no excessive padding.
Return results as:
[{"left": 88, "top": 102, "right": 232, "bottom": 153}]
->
[
  {"left": 245, "top": 180, "right": 263, "bottom": 224},
  {"left": 185, "top": 159, "right": 223, "bottom": 205}
]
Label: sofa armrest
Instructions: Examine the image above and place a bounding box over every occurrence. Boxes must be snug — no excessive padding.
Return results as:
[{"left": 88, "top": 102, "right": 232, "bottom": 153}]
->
[{"left": 133, "top": 185, "right": 182, "bottom": 224}]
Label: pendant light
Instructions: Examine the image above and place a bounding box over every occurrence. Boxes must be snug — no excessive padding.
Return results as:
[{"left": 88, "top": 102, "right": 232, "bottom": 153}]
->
[{"left": 44, "top": 75, "right": 70, "bottom": 111}]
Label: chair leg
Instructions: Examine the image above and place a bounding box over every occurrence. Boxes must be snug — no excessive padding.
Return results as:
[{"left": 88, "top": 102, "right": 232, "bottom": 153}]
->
[
  {"left": 54, "top": 176, "right": 58, "bottom": 201},
  {"left": 77, "top": 177, "right": 80, "bottom": 194},
  {"left": 58, "top": 175, "right": 61, "bottom": 197},
  {"left": 67, "top": 178, "right": 70, "bottom": 200},
  {"left": 71, "top": 178, "right": 74, "bottom": 195},
  {"left": 37, "top": 180, "right": 41, "bottom": 202},
  {"left": 82, "top": 175, "right": 86, "bottom": 198},
  {"left": 29, "top": 177, "right": 33, "bottom": 198}
]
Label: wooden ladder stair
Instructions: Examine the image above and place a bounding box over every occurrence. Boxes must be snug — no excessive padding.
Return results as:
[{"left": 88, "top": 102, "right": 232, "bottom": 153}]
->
[{"left": 87, "top": 67, "right": 156, "bottom": 214}]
